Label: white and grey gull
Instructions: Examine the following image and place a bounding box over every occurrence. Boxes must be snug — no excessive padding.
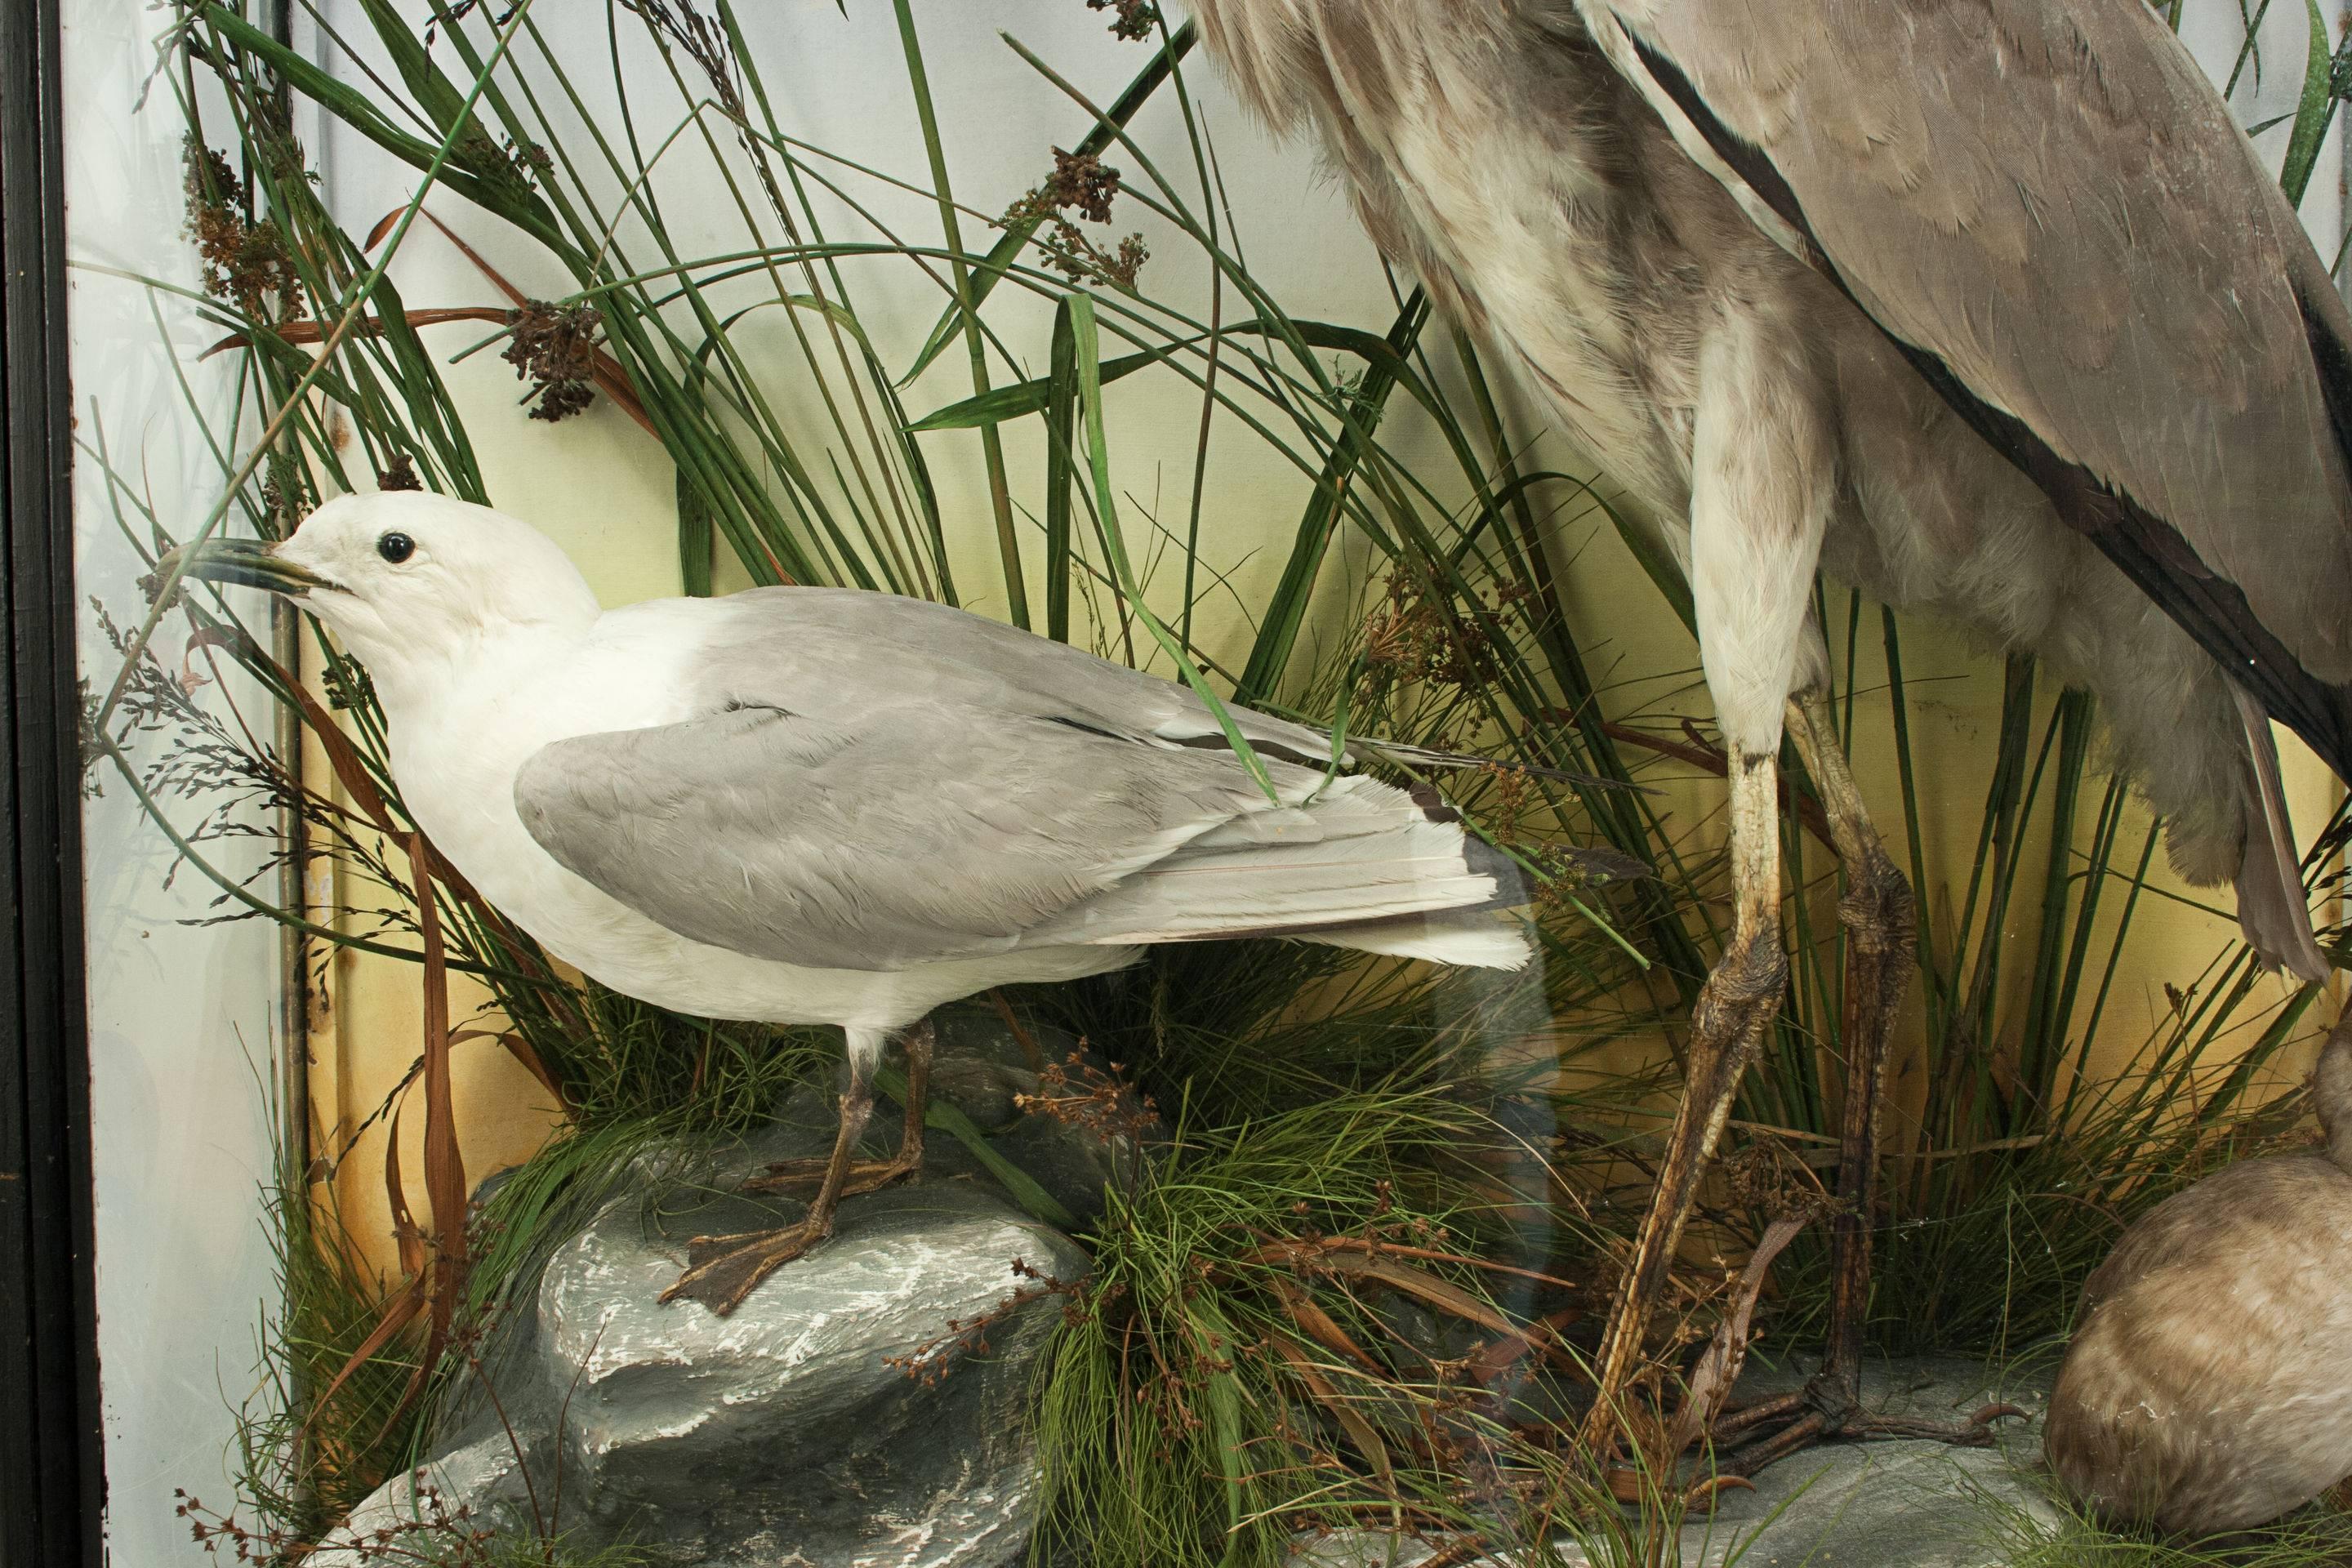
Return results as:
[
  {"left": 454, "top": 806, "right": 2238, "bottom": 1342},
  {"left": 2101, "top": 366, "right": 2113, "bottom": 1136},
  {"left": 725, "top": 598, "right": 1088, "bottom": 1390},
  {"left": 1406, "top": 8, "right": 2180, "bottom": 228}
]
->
[{"left": 170, "top": 490, "right": 1541, "bottom": 1313}]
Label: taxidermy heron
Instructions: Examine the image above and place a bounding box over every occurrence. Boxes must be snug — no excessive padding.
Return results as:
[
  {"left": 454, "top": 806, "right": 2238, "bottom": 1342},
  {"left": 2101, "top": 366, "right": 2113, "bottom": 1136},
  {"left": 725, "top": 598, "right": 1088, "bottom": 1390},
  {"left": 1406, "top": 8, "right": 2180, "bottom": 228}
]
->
[
  {"left": 167, "top": 492, "right": 1535, "bottom": 1316},
  {"left": 1190, "top": 0, "right": 2352, "bottom": 1468}
]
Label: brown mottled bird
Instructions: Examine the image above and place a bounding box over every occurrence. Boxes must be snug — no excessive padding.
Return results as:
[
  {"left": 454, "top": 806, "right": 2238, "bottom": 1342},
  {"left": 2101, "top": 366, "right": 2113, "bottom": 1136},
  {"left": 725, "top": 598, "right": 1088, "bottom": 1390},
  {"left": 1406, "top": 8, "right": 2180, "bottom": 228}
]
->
[
  {"left": 2046, "top": 1021, "right": 2352, "bottom": 1535},
  {"left": 1190, "top": 0, "right": 2352, "bottom": 1468}
]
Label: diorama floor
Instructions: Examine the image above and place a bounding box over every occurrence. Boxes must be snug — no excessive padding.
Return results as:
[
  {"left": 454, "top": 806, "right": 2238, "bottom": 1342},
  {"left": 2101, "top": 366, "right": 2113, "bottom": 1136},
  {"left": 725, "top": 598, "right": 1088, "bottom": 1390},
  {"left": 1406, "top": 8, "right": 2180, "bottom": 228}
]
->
[{"left": 1303, "top": 1356, "right": 2060, "bottom": 1568}]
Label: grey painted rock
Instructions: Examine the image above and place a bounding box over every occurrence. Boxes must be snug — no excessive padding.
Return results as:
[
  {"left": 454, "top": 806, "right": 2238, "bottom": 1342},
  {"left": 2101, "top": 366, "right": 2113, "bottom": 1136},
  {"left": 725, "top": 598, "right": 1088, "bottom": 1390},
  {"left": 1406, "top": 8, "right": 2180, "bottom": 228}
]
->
[
  {"left": 1291, "top": 1357, "right": 2063, "bottom": 1568},
  {"left": 310, "top": 1011, "right": 1125, "bottom": 1567},
  {"left": 1673, "top": 1356, "right": 2056, "bottom": 1568}
]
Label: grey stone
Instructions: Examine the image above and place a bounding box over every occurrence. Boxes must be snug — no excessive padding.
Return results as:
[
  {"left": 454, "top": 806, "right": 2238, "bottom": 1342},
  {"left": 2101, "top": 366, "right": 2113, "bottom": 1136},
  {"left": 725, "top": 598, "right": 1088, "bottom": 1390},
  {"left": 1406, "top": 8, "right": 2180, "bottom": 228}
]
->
[
  {"left": 1289, "top": 1357, "right": 2064, "bottom": 1568},
  {"left": 563, "top": 1181, "right": 1084, "bottom": 1566},
  {"left": 310, "top": 1013, "right": 1115, "bottom": 1568}
]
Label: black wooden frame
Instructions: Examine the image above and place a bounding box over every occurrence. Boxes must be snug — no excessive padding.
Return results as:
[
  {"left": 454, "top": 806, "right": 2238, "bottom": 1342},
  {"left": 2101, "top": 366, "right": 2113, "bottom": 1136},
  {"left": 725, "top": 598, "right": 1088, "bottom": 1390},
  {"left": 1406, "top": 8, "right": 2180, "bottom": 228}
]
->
[{"left": 0, "top": 0, "right": 105, "bottom": 1561}]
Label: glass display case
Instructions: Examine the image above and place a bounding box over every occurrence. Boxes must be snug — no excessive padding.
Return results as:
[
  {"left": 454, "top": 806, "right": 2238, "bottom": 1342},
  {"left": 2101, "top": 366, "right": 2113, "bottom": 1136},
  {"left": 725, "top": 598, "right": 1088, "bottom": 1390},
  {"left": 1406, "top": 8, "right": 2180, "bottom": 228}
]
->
[{"left": 8, "top": 2, "right": 2352, "bottom": 1564}]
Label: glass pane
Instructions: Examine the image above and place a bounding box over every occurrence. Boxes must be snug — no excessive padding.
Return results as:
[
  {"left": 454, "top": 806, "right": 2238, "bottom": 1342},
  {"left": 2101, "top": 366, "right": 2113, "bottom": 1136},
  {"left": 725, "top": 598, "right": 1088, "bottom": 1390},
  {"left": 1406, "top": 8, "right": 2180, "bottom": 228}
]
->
[
  {"left": 67, "top": 2, "right": 2352, "bottom": 1561},
  {"left": 65, "top": 3, "right": 284, "bottom": 1564}
]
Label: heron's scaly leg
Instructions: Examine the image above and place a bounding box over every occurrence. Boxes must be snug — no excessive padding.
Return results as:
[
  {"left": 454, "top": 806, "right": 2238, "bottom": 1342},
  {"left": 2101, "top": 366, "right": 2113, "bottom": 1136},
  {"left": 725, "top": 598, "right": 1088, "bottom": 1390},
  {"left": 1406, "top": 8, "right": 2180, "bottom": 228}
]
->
[
  {"left": 663, "top": 1019, "right": 932, "bottom": 1316},
  {"left": 1691, "top": 698, "right": 2020, "bottom": 1479},
  {"left": 1784, "top": 689, "right": 1911, "bottom": 1414},
  {"left": 1580, "top": 314, "right": 1824, "bottom": 1463},
  {"left": 1579, "top": 747, "right": 1788, "bottom": 1459}
]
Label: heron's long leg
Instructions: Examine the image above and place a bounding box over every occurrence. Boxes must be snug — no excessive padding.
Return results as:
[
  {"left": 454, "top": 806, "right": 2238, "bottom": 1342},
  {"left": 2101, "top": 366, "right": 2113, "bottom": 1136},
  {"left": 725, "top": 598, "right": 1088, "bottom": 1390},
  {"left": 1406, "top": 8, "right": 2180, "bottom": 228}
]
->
[
  {"left": 1693, "top": 699, "right": 2021, "bottom": 1474},
  {"left": 663, "top": 1019, "right": 932, "bottom": 1316},
  {"left": 1579, "top": 748, "right": 1788, "bottom": 1459},
  {"left": 1783, "top": 689, "right": 1913, "bottom": 1414},
  {"left": 1579, "top": 314, "right": 1824, "bottom": 1463}
]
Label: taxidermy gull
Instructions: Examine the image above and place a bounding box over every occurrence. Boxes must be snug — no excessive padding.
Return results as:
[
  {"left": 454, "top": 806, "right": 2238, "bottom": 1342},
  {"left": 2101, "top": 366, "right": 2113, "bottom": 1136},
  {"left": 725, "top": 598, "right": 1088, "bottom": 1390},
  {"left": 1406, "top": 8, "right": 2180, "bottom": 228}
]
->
[
  {"left": 172, "top": 491, "right": 1534, "bottom": 1313},
  {"left": 2045, "top": 1018, "right": 2352, "bottom": 1535}
]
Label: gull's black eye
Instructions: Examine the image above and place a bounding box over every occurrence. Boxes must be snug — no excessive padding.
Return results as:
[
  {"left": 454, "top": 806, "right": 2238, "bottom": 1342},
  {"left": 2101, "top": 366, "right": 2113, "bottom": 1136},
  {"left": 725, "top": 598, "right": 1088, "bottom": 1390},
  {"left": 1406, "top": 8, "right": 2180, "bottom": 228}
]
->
[{"left": 376, "top": 532, "right": 416, "bottom": 564}]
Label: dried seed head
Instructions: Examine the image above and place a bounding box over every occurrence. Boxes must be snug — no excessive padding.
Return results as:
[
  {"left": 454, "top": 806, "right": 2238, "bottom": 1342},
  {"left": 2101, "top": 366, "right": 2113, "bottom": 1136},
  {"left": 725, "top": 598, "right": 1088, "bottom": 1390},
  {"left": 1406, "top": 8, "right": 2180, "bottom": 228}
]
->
[
  {"left": 1085, "top": 0, "right": 1161, "bottom": 42},
  {"left": 1047, "top": 149, "right": 1121, "bottom": 224},
  {"left": 181, "top": 136, "right": 303, "bottom": 326},
  {"left": 501, "top": 300, "right": 603, "bottom": 423},
  {"left": 378, "top": 452, "right": 422, "bottom": 492}
]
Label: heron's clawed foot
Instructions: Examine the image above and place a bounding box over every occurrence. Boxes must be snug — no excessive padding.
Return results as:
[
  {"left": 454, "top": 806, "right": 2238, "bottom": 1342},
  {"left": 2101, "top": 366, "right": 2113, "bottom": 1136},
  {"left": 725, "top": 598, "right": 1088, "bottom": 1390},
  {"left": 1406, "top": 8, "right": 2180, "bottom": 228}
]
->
[
  {"left": 743, "top": 1152, "right": 920, "bottom": 1200},
  {"left": 661, "top": 1219, "right": 836, "bottom": 1316},
  {"left": 1843, "top": 1401, "right": 2028, "bottom": 1445},
  {"left": 1695, "top": 1381, "right": 2029, "bottom": 1489},
  {"left": 1578, "top": 924, "right": 1788, "bottom": 1457}
]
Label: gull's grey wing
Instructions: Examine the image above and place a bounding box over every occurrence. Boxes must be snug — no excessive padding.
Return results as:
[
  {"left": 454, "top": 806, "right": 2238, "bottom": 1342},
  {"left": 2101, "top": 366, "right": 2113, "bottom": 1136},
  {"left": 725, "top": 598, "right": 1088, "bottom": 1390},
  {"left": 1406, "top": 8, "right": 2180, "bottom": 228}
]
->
[
  {"left": 1576, "top": 0, "right": 2352, "bottom": 777},
  {"left": 690, "top": 586, "right": 1344, "bottom": 763},
  {"left": 513, "top": 700, "right": 1301, "bottom": 972},
  {"left": 519, "top": 593, "right": 1535, "bottom": 972},
  {"left": 666, "top": 586, "right": 1623, "bottom": 793}
]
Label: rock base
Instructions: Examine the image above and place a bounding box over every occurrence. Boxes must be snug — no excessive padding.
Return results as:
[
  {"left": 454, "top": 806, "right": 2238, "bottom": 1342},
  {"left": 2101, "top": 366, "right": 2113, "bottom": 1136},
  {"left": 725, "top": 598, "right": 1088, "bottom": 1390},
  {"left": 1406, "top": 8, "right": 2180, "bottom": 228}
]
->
[
  {"left": 1294, "top": 1357, "right": 2061, "bottom": 1568},
  {"left": 310, "top": 1011, "right": 1117, "bottom": 1568}
]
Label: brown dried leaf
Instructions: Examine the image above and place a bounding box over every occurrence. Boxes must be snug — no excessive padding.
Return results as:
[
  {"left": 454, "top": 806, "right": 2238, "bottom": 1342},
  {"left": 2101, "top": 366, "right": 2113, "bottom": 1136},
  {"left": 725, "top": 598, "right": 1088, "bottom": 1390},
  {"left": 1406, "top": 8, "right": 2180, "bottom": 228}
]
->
[
  {"left": 1334, "top": 1254, "right": 1516, "bottom": 1338},
  {"left": 409, "top": 835, "right": 470, "bottom": 1329},
  {"left": 200, "top": 306, "right": 514, "bottom": 361},
  {"left": 1268, "top": 1276, "right": 1379, "bottom": 1374},
  {"left": 1663, "top": 1209, "right": 1815, "bottom": 1460},
  {"left": 1266, "top": 1333, "right": 1397, "bottom": 1504},
  {"left": 304, "top": 1276, "right": 425, "bottom": 1432}
]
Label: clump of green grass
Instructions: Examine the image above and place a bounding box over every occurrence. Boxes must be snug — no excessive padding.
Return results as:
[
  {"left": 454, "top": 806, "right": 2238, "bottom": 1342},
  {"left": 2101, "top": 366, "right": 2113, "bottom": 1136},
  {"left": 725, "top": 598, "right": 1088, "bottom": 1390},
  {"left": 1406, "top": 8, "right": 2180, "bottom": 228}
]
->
[
  {"left": 231, "top": 1176, "right": 429, "bottom": 1535},
  {"left": 1028, "top": 1071, "right": 1627, "bottom": 1568},
  {"left": 1984, "top": 1470, "right": 2352, "bottom": 1566}
]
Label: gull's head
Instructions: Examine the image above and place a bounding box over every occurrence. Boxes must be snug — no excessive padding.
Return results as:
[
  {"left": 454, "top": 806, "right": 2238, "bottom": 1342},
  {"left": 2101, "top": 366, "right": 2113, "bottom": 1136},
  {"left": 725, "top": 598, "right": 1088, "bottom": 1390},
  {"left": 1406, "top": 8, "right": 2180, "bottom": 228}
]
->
[{"left": 165, "top": 492, "right": 601, "bottom": 686}]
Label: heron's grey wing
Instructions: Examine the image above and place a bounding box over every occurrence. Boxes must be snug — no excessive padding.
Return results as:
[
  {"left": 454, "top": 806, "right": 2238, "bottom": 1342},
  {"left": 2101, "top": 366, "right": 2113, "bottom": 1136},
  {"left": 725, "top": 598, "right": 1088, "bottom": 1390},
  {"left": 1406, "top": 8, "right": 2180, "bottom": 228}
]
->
[
  {"left": 1576, "top": 0, "right": 2352, "bottom": 773},
  {"left": 513, "top": 702, "right": 1302, "bottom": 973}
]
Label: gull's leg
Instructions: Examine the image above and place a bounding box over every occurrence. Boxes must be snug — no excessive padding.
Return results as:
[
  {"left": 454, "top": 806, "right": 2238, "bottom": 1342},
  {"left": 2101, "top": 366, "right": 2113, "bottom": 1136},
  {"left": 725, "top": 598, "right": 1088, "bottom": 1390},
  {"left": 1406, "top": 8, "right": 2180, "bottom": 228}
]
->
[
  {"left": 889, "top": 1013, "right": 931, "bottom": 1171},
  {"left": 663, "top": 1022, "right": 908, "bottom": 1316},
  {"left": 745, "top": 1017, "right": 933, "bottom": 1197}
]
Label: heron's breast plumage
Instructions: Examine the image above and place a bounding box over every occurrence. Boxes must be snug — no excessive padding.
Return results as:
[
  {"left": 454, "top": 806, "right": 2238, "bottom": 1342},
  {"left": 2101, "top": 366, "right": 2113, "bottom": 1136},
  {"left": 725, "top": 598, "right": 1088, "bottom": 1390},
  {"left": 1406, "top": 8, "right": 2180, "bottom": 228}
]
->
[
  {"left": 1197, "top": 0, "right": 2261, "bottom": 886},
  {"left": 1273, "top": 3, "right": 1713, "bottom": 517}
]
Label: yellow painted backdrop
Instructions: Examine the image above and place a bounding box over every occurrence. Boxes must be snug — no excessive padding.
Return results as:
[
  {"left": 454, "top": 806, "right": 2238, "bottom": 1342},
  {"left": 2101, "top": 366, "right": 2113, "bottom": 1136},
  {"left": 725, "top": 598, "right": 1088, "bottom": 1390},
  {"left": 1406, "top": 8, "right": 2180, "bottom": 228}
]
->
[{"left": 295, "top": 0, "right": 2345, "bottom": 1281}]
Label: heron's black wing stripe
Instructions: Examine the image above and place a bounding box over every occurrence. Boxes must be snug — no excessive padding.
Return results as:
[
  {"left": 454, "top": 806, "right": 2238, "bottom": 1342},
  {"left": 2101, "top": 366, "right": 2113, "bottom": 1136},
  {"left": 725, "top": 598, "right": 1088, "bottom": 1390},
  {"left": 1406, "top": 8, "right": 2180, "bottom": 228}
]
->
[
  {"left": 2295, "top": 277, "right": 2352, "bottom": 494},
  {"left": 1628, "top": 33, "right": 2352, "bottom": 782}
]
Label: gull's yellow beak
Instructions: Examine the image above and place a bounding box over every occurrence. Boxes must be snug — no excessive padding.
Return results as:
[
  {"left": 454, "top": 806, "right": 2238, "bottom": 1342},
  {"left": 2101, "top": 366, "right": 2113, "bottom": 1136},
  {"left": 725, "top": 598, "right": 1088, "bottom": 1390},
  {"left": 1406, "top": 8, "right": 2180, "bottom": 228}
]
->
[{"left": 154, "top": 537, "right": 335, "bottom": 597}]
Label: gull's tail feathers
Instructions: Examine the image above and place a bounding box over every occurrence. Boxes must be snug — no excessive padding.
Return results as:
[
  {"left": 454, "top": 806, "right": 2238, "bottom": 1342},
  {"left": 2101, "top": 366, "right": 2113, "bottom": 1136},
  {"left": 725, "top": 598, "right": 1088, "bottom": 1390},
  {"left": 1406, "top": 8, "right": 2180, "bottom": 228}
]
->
[
  {"left": 1027, "top": 775, "right": 1534, "bottom": 969},
  {"left": 1350, "top": 736, "right": 1638, "bottom": 796},
  {"left": 1295, "top": 910, "right": 1534, "bottom": 970}
]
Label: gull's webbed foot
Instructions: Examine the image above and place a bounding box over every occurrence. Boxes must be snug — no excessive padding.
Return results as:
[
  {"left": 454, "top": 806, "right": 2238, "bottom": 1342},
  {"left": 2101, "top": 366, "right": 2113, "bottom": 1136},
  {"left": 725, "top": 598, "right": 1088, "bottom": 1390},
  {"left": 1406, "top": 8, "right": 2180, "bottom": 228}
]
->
[
  {"left": 660, "top": 1220, "right": 835, "bottom": 1316},
  {"left": 660, "top": 1017, "right": 935, "bottom": 1317},
  {"left": 742, "top": 1152, "right": 920, "bottom": 1200}
]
